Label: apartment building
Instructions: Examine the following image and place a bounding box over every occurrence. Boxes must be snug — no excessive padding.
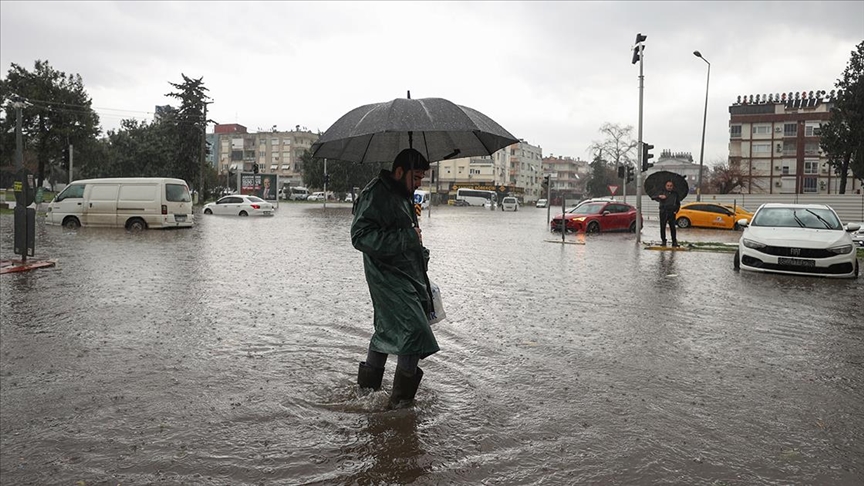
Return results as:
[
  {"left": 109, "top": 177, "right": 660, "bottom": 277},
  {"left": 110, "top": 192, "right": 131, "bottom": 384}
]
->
[
  {"left": 541, "top": 155, "right": 590, "bottom": 201},
  {"left": 211, "top": 124, "right": 319, "bottom": 187},
  {"left": 433, "top": 139, "right": 543, "bottom": 203},
  {"left": 728, "top": 90, "right": 861, "bottom": 194}
]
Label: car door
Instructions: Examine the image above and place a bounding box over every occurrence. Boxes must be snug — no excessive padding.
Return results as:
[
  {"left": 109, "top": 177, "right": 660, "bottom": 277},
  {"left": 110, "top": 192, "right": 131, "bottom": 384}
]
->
[
  {"left": 706, "top": 204, "right": 733, "bottom": 229},
  {"left": 215, "top": 196, "right": 240, "bottom": 215},
  {"left": 83, "top": 184, "right": 119, "bottom": 227}
]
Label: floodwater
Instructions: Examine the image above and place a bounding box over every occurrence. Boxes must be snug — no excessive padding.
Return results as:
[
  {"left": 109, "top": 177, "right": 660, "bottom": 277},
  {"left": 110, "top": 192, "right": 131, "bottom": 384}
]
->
[{"left": 1, "top": 203, "right": 862, "bottom": 485}]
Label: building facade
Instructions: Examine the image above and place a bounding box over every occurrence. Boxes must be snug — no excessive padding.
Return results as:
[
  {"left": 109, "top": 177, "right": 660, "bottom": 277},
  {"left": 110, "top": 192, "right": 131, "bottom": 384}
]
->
[
  {"left": 211, "top": 124, "right": 318, "bottom": 188},
  {"left": 728, "top": 90, "right": 861, "bottom": 194},
  {"left": 432, "top": 140, "right": 544, "bottom": 203},
  {"left": 644, "top": 150, "right": 706, "bottom": 194},
  {"left": 541, "top": 155, "right": 589, "bottom": 201}
]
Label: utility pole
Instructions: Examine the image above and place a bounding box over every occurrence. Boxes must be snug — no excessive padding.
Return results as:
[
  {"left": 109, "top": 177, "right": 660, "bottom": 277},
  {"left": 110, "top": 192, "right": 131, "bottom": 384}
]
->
[
  {"left": 199, "top": 102, "right": 209, "bottom": 203},
  {"left": 68, "top": 144, "right": 73, "bottom": 184},
  {"left": 633, "top": 33, "right": 647, "bottom": 243},
  {"left": 14, "top": 100, "right": 24, "bottom": 170}
]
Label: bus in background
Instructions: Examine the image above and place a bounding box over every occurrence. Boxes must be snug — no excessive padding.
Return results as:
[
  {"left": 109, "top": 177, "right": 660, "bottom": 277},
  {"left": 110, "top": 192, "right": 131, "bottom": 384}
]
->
[{"left": 456, "top": 188, "right": 497, "bottom": 209}]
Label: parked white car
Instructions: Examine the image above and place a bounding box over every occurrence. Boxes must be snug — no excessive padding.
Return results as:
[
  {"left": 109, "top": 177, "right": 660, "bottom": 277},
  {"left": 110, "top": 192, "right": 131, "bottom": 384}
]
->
[
  {"left": 535, "top": 199, "right": 548, "bottom": 208},
  {"left": 307, "top": 192, "right": 326, "bottom": 202},
  {"left": 202, "top": 195, "right": 275, "bottom": 217},
  {"left": 850, "top": 222, "right": 864, "bottom": 247},
  {"left": 734, "top": 203, "right": 859, "bottom": 278}
]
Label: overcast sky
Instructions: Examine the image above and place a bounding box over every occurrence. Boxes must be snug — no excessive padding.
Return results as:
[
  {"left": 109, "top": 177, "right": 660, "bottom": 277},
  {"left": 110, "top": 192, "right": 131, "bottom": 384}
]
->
[{"left": 2, "top": 1, "right": 862, "bottom": 166}]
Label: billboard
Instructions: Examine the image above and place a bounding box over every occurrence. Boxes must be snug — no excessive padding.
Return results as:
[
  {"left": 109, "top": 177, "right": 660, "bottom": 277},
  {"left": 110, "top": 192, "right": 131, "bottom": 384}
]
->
[{"left": 240, "top": 173, "right": 278, "bottom": 201}]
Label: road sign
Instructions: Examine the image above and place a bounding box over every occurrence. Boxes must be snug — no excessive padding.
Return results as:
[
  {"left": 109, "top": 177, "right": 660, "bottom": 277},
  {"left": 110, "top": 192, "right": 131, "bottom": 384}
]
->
[{"left": 608, "top": 185, "right": 619, "bottom": 195}]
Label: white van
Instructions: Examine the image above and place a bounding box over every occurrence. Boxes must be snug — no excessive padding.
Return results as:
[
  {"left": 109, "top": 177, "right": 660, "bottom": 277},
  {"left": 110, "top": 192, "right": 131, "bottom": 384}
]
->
[
  {"left": 414, "top": 190, "right": 431, "bottom": 209},
  {"left": 46, "top": 177, "right": 194, "bottom": 230}
]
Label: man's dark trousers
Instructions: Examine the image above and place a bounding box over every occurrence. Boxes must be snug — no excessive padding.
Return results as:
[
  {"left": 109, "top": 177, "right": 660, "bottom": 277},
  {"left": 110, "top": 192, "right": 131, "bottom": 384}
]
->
[{"left": 659, "top": 210, "right": 677, "bottom": 245}]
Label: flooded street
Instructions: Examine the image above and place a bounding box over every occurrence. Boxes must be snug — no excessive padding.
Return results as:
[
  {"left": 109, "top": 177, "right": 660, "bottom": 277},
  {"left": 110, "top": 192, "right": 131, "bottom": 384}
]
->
[{"left": 1, "top": 203, "right": 862, "bottom": 485}]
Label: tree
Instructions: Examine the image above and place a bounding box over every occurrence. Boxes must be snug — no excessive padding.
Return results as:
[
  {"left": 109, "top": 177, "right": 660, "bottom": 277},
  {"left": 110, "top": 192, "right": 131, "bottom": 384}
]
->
[
  {"left": 586, "top": 123, "right": 637, "bottom": 197},
  {"left": 820, "top": 40, "right": 864, "bottom": 193},
  {"left": 0, "top": 60, "right": 101, "bottom": 187},
  {"left": 165, "top": 74, "right": 211, "bottom": 193},
  {"left": 301, "top": 150, "right": 387, "bottom": 196},
  {"left": 707, "top": 161, "right": 750, "bottom": 194}
]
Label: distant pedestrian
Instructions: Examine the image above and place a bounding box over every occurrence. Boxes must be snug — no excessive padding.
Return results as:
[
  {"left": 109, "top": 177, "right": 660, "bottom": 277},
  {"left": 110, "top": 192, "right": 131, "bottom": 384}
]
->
[
  {"left": 651, "top": 180, "right": 681, "bottom": 247},
  {"left": 350, "top": 148, "right": 438, "bottom": 409}
]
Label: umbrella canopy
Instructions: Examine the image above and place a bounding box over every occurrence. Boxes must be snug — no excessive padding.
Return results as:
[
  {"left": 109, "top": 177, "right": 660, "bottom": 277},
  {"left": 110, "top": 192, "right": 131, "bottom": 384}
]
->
[
  {"left": 644, "top": 170, "right": 689, "bottom": 201},
  {"left": 311, "top": 97, "right": 519, "bottom": 163}
]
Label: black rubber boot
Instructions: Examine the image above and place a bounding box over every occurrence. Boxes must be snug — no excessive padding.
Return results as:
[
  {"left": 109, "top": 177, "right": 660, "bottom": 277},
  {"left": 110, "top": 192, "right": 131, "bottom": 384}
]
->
[
  {"left": 357, "top": 362, "right": 385, "bottom": 390},
  {"left": 389, "top": 366, "right": 424, "bottom": 409}
]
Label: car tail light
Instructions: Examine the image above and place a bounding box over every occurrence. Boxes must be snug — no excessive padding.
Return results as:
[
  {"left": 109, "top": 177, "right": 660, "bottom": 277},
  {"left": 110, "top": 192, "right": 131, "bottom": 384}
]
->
[
  {"left": 251, "top": 204, "right": 260, "bottom": 209},
  {"left": 161, "top": 204, "right": 167, "bottom": 215}
]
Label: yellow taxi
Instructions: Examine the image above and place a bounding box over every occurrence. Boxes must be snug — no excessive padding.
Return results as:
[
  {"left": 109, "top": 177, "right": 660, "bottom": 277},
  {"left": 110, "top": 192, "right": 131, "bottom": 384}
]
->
[{"left": 675, "top": 202, "right": 753, "bottom": 230}]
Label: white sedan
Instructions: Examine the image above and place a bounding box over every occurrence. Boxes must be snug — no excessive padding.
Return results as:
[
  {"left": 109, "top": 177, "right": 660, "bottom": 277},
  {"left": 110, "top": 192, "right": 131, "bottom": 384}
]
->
[
  {"left": 202, "top": 195, "right": 275, "bottom": 217},
  {"left": 734, "top": 203, "right": 859, "bottom": 278}
]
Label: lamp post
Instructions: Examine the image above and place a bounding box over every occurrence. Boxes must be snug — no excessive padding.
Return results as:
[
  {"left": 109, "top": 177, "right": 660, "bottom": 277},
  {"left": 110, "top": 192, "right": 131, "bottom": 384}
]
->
[{"left": 694, "top": 50, "right": 710, "bottom": 202}]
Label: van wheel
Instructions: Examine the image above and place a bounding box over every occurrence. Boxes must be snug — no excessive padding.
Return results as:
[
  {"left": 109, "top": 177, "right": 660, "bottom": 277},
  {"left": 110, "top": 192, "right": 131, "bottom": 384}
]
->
[
  {"left": 62, "top": 217, "right": 80, "bottom": 229},
  {"left": 239, "top": 211, "right": 248, "bottom": 217},
  {"left": 126, "top": 218, "right": 147, "bottom": 231},
  {"left": 204, "top": 208, "right": 212, "bottom": 215},
  {"left": 734, "top": 250, "right": 741, "bottom": 271}
]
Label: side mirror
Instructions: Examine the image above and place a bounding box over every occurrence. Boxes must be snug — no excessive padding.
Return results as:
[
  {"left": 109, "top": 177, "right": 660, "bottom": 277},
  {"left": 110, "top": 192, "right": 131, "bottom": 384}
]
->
[
  {"left": 846, "top": 223, "right": 861, "bottom": 232},
  {"left": 603, "top": 211, "right": 611, "bottom": 216},
  {"left": 737, "top": 218, "right": 749, "bottom": 228}
]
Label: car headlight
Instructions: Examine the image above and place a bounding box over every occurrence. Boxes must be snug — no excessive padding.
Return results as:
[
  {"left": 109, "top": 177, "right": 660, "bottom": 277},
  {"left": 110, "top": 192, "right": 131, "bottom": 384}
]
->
[
  {"left": 742, "top": 238, "right": 766, "bottom": 249},
  {"left": 827, "top": 244, "right": 853, "bottom": 255},
  {"left": 573, "top": 217, "right": 586, "bottom": 221}
]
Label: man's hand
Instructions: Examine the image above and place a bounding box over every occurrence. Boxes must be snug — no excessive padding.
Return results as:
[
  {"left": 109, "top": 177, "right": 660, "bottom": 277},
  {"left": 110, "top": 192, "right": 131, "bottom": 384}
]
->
[
  {"left": 415, "top": 227, "right": 423, "bottom": 245},
  {"left": 658, "top": 194, "right": 666, "bottom": 199}
]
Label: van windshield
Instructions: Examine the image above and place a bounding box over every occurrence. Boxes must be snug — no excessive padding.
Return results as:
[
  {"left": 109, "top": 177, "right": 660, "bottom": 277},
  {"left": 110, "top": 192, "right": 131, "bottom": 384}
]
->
[
  {"left": 166, "top": 184, "right": 192, "bottom": 202},
  {"left": 55, "top": 184, "right": 85, "bottom": 202}
]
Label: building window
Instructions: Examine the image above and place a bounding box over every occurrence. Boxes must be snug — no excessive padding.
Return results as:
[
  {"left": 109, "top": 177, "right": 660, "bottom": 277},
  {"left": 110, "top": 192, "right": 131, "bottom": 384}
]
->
[
  {"left": 782, "top": 166, "right": 790, "bottom": 175},
  {"left": 271, "top": 139, "right": 279, "bottom": 145},
  {"left": 730, "top": 125, "right": 742, "bottom": 138},
  {"left": 804, "top": 143, "right": 820, "bottom": 156},
  {"left": 752, "top": 143, "right": 771, "bottom": 154},
  {"left": 804, "top": 124, "right": 822, "bottom": 137},
  {"left": 752, "top": 125, "right": 771, "bottom": 135},
  {"left": 783, "top": 141, "right": 796, "bottom": 155},
  {"left": 802, "top": 177, "right": 817, "bottom": 193},
  {"left": 803, "top": 160, "right": 819, "bottom": 174},
  {"left": 784, "top": 123, "right": 797, "bottom": 137}
]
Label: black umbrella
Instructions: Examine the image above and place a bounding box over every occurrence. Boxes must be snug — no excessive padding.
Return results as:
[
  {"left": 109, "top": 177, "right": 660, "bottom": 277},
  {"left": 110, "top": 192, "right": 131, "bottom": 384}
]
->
[
  {"left": 310, "top": 95, "right": 519, "bottom": 163},
  {"left": 644, "top": 170, "right": 689, "bottom": 201}
]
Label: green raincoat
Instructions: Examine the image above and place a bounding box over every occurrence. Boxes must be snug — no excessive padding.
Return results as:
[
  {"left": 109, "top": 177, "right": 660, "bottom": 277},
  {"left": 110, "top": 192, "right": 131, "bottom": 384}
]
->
[{"left": 351, "top": 170, "right": 440, "bottom": 358}]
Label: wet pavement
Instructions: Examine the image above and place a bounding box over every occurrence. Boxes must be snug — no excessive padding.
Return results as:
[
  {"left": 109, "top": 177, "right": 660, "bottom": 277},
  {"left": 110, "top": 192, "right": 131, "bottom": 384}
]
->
[{"left": 1, "top": 203, "right": 862, "bottom": 485}]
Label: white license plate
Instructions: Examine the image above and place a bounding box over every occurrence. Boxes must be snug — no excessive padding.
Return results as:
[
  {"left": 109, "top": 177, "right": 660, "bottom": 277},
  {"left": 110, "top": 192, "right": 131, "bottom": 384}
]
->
[
  {"left": 778, "top": 257, "right": 815, "bottom": 267},
  {"left": 175, "top": 215, "right": 187, "bottom": 222},
  {"left": 263, "top": 211, "right": 272, "bottom": 216}
]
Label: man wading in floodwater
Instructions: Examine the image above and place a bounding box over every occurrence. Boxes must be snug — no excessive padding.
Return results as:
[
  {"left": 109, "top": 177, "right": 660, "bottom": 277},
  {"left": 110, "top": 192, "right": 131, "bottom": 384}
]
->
[{"left": 350, "top": 148, "right": 438, "bottom": 409}]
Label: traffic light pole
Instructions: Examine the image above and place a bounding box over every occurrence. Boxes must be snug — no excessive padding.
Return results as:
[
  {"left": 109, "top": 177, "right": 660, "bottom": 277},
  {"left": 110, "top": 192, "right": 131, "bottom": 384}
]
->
[{"left": 635, "top": 42, "right": 645, "bottom": 244}]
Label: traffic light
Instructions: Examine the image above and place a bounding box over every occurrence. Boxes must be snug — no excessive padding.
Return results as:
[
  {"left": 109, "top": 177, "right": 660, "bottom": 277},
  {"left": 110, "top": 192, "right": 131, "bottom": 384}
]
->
[
  {"left": 323, "top": 173, "right": 330, "bottom": 185},
  {"left": 626, "top": 166, "right": 635, "bottom": 183},
  {"left": 253, "top": 163, "right": 259, "bottom": 174},
  {"left": 617, "top": 166, "right": 625, "bottom": 179},
  {"left": 641, "top": 143, "right": 655, "bottom": 172},
  {"left": 631, "top": 33, "right": 647, "bottom": 64}
]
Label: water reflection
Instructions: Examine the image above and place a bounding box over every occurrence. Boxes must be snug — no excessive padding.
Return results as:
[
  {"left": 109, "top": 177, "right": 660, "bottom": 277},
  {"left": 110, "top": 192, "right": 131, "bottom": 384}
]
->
[{"left": 1, "top": 207, "right": 863, "bottom": 485}]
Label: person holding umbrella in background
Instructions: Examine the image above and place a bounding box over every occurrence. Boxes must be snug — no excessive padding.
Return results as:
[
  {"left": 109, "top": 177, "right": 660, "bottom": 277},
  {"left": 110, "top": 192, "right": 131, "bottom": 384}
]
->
[
  {"left": 651, "top": 180, "right": 681, "bottom": 247},
  {"left": 351, "top": 148, "right": 438, "bottom": 409}
]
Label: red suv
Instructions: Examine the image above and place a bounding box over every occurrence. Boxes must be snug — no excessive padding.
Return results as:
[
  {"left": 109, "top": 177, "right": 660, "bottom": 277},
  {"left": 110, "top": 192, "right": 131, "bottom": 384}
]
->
[{"left": 551, "top": 201, "right": 640, "bottom": 233}]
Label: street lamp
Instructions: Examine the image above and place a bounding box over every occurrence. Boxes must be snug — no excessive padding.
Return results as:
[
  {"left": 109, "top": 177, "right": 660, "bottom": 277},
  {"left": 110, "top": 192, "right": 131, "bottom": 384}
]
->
[{"left": 694, "top": 50, "right": 710, "bottom": 202}]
